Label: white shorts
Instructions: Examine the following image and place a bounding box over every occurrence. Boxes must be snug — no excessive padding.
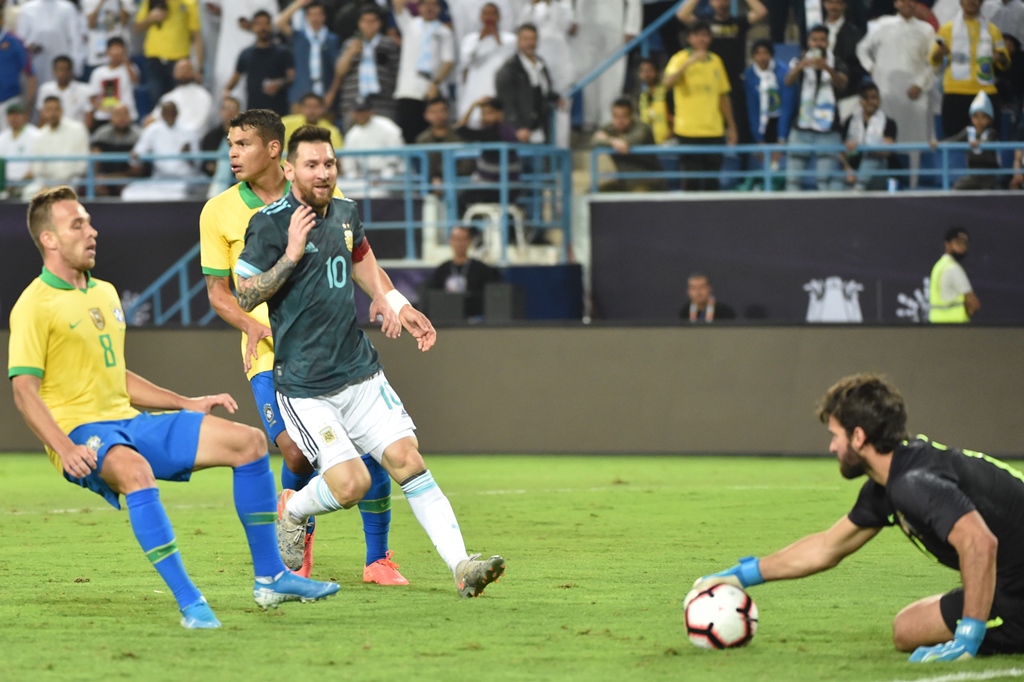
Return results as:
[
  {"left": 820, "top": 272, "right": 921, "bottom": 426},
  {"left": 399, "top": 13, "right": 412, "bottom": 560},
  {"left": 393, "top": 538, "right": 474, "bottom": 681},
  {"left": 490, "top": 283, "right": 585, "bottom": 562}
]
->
[{"left": 276, "top": 371, "right": 416, "bottom": 473}]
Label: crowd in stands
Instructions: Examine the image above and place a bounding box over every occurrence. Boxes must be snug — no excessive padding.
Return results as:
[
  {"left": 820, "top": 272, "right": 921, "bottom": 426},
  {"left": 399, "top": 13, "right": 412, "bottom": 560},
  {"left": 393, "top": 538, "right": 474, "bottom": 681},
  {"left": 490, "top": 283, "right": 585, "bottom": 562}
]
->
[{"left": 1, "top": 0, "right": 1023, "bottom": 200}]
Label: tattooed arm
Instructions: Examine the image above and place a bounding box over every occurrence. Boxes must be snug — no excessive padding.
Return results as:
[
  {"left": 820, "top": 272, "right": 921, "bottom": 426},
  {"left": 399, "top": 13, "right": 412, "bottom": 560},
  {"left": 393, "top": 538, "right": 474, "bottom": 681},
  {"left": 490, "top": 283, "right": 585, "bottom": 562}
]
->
[{"left": 236, "top": 205, "right": 317, "bottom": 312}]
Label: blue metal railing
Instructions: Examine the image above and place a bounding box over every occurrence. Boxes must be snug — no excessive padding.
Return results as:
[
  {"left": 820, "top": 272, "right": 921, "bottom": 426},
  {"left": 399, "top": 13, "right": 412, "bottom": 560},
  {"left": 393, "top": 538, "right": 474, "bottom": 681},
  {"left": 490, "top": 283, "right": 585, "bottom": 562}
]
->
[
  {"left": 589, "top": 141, "right": 1024, "bottom": 192},
  {"left": 6, "top": 143, "right": 572, "bottom": 326}
]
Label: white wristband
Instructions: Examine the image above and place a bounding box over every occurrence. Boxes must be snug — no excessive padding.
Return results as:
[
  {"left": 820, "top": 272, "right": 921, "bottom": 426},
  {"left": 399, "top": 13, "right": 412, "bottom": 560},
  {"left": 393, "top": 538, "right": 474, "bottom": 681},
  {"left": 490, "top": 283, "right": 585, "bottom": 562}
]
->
[{"left": 385, "top": 289, "right": 410, "bottom": 314}]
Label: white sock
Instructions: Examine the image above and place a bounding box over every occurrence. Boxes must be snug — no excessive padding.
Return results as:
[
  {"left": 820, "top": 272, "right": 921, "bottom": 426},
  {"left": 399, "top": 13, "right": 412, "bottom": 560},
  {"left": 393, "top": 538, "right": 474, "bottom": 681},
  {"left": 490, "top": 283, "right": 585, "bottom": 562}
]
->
[
  {"left": 401, "top": 470, "right": 468, "bottom": 573},
  {"left": 286, "top": 475, "right": 345, "bottom": 521}
]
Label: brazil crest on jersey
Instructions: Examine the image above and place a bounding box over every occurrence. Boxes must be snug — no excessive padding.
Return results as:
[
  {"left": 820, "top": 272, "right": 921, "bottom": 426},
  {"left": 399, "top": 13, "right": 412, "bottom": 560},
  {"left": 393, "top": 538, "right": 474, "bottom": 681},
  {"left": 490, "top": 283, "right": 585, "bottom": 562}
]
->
[
  {"left": 8, "top": 268, "right": 139, "bottom": 470},
  {"left": 235, "top": 192, "right": 380, "bottom": 398}
]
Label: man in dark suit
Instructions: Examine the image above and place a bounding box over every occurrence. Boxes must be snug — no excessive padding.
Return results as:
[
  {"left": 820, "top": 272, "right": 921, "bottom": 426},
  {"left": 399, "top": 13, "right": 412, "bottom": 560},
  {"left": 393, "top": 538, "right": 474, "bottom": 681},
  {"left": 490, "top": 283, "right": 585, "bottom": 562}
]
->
[
  {"left": 494, "top": 23, "right": 559, "bottom": 143},
  {"left": 824, "top": 0, "right": 866, "bottom": 108},
  {"left": 427, "top": 225, "right": 504, "bottom": 319}
]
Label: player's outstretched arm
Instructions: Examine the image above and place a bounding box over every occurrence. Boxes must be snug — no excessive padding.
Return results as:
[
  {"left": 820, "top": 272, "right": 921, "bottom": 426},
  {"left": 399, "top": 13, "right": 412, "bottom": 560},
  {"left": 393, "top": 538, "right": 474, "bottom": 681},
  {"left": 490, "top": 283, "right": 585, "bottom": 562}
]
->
[
  {"left": 206, "top": 275, "right": 273, "bottom": 372},
  {"left": 373, "top": 263, "right": 437, "bottom": 351},
  {"left": 12, "top": 375, "right": 97, "bottom": 478},
  {"left": 909, "top": 511, "right": 996, "bottom": 663},
  {"left": 689, "top": 516, "right": 880, "bottom": 601},
  {"left": 125, "top": 371, "right": 238, "bottom": 414}
]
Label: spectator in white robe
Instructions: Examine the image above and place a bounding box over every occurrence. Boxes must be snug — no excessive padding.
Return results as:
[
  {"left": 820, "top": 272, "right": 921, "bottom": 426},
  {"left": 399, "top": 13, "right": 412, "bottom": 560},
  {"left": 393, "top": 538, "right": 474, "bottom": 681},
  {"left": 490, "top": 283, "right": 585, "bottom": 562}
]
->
[
  {"left": 124, "top": 100, "right": 199, "bottom": 199},
  {"left": 152, "top": 60, "right": 213, "bottom": 135},
  {"left": 338, "top": 99, "right": 405, "bottom": 197},
  {"left": 457, "top": 3, "right": 516, "bottom": 128},
  {"left": 447, "top": 0, "right": 520, "bottom": 49},
  {"left": 857, "top": 0, "right": 936, "bottom": 186},
  {"left": 570, "top": 0, "right": 641, "bottom": 128},
  {"left": 36, "top": 55, "right": 95, "bottom": 128},
  {"left": 81, "top": 0, "right": 133, "bottom": 72},
  {"left": 24, "top": 96, "right": 89, "bottom": 197},
  {"left": 16, "top": 0, "right": 85, "bottom": 84},
  {"left": 982, "top": 0, "right": 1024, "bottom": 45}
]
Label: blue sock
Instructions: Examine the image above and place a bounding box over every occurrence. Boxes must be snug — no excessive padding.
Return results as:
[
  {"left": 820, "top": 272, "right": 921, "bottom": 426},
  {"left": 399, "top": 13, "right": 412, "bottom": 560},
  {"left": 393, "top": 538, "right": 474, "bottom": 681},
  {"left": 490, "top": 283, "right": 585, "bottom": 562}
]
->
[
  {"left": 234, "top": 455, "right": 288, "bottom": 578},
  {"left": 125, "top": 487, "right": 203, "bottom": 609},
  {"left": 358, "top": 454, "right": 391, "bottom": 565},
  {"left": 280, "top": 458, "right": 315, "bottom": 492},
  {"left": 280, "top": 458, "right": 317, "bottom": 535}
]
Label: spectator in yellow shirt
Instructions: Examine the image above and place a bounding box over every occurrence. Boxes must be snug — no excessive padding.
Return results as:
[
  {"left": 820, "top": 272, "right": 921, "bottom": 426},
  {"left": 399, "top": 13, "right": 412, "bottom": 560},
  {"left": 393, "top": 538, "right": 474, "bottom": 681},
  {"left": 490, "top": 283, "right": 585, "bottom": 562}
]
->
[
  {"left": 281, "top": 92, "right": 343, "bottom": 150},
  {"left": 930, "top": 0, "right": 1010, "bottom": 137},
  {"left": 637, "top": 58, "right": 673, "bottom": 144},
  {"left": 664, "top": 21, "right": 738, "bottom": 191},
  {"left": 134, "top": 0, "right": 203, "bottom": 106}
]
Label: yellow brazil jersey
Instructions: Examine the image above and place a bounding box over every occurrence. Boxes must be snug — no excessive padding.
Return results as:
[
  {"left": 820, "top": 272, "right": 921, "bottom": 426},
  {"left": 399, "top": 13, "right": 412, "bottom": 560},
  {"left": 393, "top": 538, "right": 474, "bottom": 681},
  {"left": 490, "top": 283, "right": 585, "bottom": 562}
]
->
[
  {"left": 199, "top": 180, "right": 344, "bottom": 380},
  {"left": 8, "top": 268, "right": 138, "bottom": 470},
  {"left": 281, "top": 115, "right": 344, "bottom": 151},
  {"left": 135, "top": 0, "right": 200, "bottom": 61},
  {"left": 932, "top": 20, "right": 1009, "bottom": 96},
  {"left": 666, "top": 49, "right": 731, "bottom": 138}
]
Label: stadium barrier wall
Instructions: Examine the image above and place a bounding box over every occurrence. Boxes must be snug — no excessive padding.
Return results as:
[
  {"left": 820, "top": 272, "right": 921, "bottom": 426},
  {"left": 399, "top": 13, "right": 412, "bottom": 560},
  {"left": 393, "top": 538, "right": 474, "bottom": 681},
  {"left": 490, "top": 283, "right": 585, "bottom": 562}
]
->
[
  {"left": 2, "top": 327, "right": 1022, "bottom": 457},
  {"left": 590, "top": 193, "right": 1024, "bottom": 322}
]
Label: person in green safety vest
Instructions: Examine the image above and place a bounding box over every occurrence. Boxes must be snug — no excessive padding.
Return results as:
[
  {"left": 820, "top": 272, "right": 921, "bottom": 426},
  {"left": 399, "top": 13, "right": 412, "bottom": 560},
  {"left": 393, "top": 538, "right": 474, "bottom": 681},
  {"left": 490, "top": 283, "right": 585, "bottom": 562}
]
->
[{"left": 928, "top": 227, "right": 980, "bottom": 323}]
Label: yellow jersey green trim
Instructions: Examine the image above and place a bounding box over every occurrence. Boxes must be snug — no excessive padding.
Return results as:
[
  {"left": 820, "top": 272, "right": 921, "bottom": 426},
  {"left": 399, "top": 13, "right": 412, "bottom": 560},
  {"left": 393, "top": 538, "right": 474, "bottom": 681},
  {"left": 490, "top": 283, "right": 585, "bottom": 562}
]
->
[
  {"left": 202, "top": 266, "right": 232, "bottom": 277},
  {"left": 8, "top": 366, "right": 44, "bottom": 379},
  {"left": 238, "top": 180, "right": 291, "bottom": 210},
  {"left": 39, "top": 267, "right": 97, "bottom": 291}
]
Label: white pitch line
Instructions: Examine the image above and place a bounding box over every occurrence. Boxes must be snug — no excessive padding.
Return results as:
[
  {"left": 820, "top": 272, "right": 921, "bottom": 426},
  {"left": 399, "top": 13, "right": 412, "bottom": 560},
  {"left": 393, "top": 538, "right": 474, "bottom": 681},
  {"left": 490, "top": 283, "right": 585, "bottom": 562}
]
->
[{"left": 889, "top": 667, "right": 1024, "bottom": 682}]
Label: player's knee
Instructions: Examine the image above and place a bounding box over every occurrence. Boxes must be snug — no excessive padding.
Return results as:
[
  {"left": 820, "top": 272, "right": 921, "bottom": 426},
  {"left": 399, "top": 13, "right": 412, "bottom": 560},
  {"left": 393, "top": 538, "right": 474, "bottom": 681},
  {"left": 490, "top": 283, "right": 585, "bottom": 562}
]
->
[
  {"left": 279, "top": 437, "right": 312, "bottom": 474},
  {"left": 241, "top": 426, "right": 268, "bottom": 463},
  {"left": 325, "top": 466, "right": 371, "bottom": 508},
  {"left": 891, "top": 610, "right": 917, "bottom": 652},
  {"left": 384, "top": 439, "right": 424, "bottom": 475},
  {"left": 103, "top": 448, "right": 156, "bottom": 494}
]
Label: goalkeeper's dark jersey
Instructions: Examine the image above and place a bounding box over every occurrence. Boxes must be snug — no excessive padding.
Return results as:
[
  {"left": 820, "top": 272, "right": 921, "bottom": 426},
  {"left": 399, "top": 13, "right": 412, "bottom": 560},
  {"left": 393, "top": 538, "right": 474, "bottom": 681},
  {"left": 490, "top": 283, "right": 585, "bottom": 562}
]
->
[
  {"left": 848, "top": 436, "right": 1024, "bottom": 591},
  {"left": 237, "top": 192, "right": 380, "bottom": 399}
]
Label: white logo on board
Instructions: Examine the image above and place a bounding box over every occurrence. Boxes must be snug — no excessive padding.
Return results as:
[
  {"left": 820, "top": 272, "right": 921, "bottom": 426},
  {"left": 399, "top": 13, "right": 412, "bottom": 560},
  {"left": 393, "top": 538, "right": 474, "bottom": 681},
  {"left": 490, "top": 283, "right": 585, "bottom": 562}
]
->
[
  {"left": 803, "top": 277, "right": 864, "bottom": 323},
  {"left": 896, "top": 277, "right": 930, "bottom": 323}
]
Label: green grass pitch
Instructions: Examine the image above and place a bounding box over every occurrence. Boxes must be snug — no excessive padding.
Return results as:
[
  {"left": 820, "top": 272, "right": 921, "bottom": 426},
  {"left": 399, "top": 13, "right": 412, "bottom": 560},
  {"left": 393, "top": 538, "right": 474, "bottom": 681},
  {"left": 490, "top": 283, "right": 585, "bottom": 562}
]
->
[{"left": 2, "top": 453, "right": 1023, "bottom": 682}]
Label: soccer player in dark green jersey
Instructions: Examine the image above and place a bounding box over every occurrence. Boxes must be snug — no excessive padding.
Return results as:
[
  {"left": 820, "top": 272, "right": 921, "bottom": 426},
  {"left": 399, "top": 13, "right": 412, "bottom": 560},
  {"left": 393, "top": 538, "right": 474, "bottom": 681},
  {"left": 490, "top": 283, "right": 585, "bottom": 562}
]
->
[
  {"left": 688, "top": 374, "right": 1024, "bottom": 661},
  {"left": 235, "top": 125, "right": 505, "bottom": 598}
]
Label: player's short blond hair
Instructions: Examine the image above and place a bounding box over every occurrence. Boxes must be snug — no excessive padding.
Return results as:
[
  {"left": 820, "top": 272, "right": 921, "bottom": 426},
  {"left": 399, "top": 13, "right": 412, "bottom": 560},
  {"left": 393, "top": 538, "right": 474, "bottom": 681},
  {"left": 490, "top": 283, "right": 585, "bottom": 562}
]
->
[{"left": 27, "top": 186, "right": 78, "bottom": 256}]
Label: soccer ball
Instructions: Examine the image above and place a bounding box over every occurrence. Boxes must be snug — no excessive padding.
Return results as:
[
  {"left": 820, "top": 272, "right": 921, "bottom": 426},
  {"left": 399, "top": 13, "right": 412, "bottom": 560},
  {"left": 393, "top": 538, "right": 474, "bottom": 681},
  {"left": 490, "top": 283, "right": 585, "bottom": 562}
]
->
[{"left": 683, "top": 583, "right": 758, "bottom": 650}]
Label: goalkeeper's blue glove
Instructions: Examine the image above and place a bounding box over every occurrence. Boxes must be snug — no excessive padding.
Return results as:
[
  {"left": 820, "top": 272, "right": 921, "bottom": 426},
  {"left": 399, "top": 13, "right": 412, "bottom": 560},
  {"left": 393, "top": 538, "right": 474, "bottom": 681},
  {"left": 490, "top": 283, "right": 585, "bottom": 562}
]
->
[
  {"left": 908, "top": 617, "right": 986, "bottom": 663},
  {"left": 685, "top": 556, "right": 764, "bottom": 608}
]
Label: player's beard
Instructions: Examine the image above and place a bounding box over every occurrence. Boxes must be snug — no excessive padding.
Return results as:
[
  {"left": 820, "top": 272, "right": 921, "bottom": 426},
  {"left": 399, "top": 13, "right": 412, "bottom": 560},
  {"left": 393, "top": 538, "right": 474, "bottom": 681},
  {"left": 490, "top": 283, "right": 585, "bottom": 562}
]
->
[
  {"left": 838, "top": 446, "right": 866, "bottom": 479},
  {"left": 297, "top": 183, "right": 333, "bottom": 212}
]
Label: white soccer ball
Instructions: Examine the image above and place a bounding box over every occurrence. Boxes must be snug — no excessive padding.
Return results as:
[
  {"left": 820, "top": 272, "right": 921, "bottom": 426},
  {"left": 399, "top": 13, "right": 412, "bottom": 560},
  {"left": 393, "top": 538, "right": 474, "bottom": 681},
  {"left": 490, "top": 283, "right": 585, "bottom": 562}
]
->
[{"left": 683, "top": 583, "right": 759, "bottom": 650}]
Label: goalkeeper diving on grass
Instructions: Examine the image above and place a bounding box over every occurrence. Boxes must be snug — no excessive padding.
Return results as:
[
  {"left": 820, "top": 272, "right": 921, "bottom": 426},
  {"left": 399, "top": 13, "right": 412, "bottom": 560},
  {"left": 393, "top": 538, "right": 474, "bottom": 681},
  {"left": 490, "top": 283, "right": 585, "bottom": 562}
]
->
[{"left": 688, "top": 373, "right": 1024, "bottom": 662}]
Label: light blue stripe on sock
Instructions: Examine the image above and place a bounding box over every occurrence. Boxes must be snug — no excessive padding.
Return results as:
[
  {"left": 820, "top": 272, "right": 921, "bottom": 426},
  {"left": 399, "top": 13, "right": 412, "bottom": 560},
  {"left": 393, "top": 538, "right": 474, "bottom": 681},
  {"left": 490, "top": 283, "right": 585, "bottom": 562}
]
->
[
  {"left": 401, "top": 471, "right": 437, "bottom": 499},
  {"left": 315, "top": 477, "right": 342, "bottom": 511}
]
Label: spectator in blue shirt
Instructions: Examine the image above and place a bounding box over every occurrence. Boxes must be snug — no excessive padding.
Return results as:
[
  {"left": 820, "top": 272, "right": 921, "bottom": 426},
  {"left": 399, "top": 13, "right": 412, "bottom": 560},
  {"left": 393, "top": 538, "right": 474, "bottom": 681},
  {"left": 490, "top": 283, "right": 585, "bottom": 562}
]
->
[
  {"left": 276, "top": 0, "right": 341, "bottom": 111},
  {"left": 0, "top": 11, "right": 36, "bottom": 129},
  {"left": 740, "top": 39, "right": 796, "bottom": 190}
]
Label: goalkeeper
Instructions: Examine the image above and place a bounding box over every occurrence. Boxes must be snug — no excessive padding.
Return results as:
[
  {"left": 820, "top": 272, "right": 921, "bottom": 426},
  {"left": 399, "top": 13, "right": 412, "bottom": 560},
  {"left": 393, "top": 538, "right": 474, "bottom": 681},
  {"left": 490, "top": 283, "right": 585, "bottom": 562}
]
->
[{"left": 689, "top": 373, "right": 1024, "bottom": 662}]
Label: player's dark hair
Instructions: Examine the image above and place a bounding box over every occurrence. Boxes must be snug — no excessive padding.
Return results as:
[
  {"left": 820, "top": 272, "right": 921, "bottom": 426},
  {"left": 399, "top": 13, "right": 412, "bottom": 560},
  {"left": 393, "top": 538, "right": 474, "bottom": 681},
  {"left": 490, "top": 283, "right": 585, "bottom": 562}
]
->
[
  {"left": 859, "top": 81, "right": 879, "bottom": 98},
  {"left": 27, "top": 186, "right": 78, "bottom": 256},
  {"left": 751, "top": 38, "right": 774, "bottom": 56},
  {"left": 52, "top": 55, "right": 73, "bottom": 69},
  {"left": 230, "top": 109, "right": 285, "bottom": 150},
  {"left": 359, "top": 4, "right": 384, "bottom": 21},
  {"left": 818, "top": 374, "right": 908, "bottom": 453},
  {"left": 689, "top": 20, "right": 711, "bottom": 36},
  {"left": 944, "top": 226, "right": 968, "bottom": 242},
  {"left": 106, "top": 36, "right": 126, "bottom": 50},
  {"left": 287, "top": 124, "right": 334, "bottom": 161}
]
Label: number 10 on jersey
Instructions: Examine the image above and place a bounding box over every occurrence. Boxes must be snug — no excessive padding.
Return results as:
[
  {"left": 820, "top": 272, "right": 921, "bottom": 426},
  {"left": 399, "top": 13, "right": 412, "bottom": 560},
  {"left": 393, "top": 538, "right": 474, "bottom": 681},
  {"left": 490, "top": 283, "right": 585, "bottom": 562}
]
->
[{"left": 326, "top": 256, "right": 347, "bottom": 289}]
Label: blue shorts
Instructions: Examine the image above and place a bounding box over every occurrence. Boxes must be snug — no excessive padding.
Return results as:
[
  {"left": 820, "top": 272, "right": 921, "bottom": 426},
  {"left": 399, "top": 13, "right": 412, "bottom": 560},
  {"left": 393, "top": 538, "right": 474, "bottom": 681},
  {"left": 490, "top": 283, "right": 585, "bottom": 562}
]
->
[
  {"left": 251, "top": 371, "right": 286, "bottom": 445},
  {"left": 66, "top": 411, "right": 205, "bottom": 509}
]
